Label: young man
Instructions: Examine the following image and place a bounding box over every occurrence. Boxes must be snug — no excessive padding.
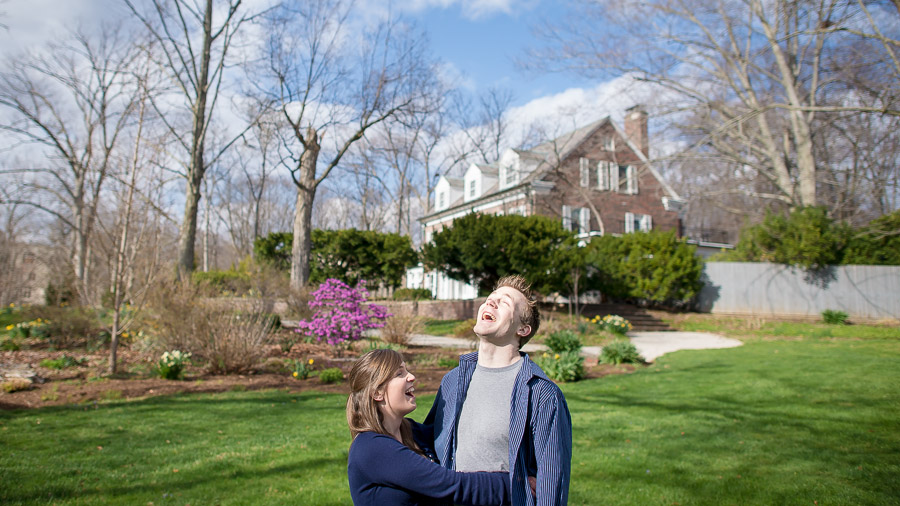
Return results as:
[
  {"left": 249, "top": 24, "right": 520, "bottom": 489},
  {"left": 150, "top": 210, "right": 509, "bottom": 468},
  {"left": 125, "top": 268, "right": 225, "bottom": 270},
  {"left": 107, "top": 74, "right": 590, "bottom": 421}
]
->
[{"left": 423, "top": 275, "right": 572, "bottom": 505}]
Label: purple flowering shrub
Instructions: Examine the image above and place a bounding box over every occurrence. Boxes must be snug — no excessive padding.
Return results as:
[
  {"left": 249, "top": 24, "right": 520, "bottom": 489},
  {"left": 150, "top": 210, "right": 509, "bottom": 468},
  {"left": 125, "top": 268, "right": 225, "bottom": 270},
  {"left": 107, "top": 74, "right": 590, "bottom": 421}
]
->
[{"left": 294, "top": 279, "right": 391, "bottom": 347}]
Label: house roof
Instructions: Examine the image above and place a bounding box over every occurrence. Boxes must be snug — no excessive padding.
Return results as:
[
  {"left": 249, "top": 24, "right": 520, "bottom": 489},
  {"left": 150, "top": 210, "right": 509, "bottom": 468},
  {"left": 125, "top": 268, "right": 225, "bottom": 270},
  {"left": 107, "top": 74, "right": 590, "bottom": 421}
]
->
[{"left": 424, "top": 114, "right": 682, "bottom": 221}]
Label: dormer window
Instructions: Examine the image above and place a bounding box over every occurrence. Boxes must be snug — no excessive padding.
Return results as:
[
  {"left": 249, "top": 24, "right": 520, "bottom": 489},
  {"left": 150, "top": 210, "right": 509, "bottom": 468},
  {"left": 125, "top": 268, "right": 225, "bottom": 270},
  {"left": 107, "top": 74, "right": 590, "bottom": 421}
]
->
[
  {"left": 503, "top": 165, "right": 518, "bottom": 186},
  {"left": 438, "top": 191, "right": 445, "bottom": 209},
  {"left": 468, "top": 180, "right": 477, "bottom": 198}
]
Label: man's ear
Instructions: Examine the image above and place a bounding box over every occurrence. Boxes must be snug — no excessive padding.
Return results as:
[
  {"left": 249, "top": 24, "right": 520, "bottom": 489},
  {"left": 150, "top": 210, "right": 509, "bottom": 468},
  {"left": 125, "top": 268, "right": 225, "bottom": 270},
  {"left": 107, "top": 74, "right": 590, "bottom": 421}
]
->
[{"left": 516, "top": 325, "right": 531, "bottom": 338}]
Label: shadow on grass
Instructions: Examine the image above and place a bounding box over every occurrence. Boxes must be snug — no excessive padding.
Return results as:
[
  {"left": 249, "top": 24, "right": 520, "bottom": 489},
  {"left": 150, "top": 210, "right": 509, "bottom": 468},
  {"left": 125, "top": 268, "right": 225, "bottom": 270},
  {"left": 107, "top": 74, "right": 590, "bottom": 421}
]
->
[{"left": 4, "top": 456, "right": 348, "bottom": 503}]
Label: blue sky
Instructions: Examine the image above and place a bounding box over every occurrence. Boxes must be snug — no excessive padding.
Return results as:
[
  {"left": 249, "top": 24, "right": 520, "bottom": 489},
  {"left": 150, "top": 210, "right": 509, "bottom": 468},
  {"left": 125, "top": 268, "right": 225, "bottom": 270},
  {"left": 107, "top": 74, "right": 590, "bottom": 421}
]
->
[
  {"left": 0, "top": 0, "right": 648, "bottom": 142},
  {"left": 411, "top": 1, "right": 596, "bottom": 105}
]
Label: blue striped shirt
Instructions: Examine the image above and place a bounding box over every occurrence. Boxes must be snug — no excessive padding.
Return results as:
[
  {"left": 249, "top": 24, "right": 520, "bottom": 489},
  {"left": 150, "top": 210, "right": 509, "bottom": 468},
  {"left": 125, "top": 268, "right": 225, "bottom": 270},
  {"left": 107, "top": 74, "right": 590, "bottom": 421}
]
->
[{"left": 424, "top": 352, "right": 573, "bottom": 506}]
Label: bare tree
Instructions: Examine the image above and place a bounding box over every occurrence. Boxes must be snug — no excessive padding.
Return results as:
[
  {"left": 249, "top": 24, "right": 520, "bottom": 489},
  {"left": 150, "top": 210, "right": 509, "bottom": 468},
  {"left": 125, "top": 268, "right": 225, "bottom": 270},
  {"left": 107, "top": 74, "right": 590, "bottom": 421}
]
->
[
  {"left": 0, "top": 28, "right": 141, "bottom": 298},
  {"left": 101, "top": 72, "right": 164, "bottom": 374},
  {"left": 256, "top": 0, "right": 438, "bottom": 290},
  {"left": 215, "top": 111, "right": 286, "bottom": 258},
  {"left": 125, "top": 0, "right": 260, "bottom": 278},
  {"left": 0, "top": 200, "right": 29, "bottom": 305},
  {"left": 530, "top": 0, "right": 899, "bottom": 212}
]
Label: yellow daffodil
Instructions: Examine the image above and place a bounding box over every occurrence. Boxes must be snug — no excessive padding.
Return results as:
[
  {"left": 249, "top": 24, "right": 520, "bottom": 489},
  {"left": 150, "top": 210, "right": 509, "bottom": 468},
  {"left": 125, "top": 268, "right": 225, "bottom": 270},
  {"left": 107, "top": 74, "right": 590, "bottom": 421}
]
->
[
  {"left": 308, "top": 359, "right": 314, "bottom": 365},
  {"left": 554, "top": 354, "right": 560, "bottom": 360},
  {"left": 292, "top": 371, "right": 298, "bottom": 377},
  {"left": 5, "top": 324, "right": 12, "bottom": 330}
]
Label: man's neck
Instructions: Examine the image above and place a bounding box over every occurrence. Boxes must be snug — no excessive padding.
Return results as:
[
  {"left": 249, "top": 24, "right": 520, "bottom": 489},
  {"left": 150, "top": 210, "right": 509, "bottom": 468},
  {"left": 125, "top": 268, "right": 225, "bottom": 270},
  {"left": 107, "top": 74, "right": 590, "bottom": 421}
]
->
[{"left": 476, "top": 339, "right": 522, "bottom": 368}]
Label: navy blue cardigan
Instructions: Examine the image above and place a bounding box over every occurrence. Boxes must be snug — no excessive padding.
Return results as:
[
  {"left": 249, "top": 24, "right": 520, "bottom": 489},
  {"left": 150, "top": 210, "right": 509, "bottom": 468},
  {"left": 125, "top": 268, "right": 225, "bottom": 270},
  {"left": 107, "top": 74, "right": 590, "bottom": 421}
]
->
[{"left": 348, "top": 431, "right": 511, "bottom": 505}]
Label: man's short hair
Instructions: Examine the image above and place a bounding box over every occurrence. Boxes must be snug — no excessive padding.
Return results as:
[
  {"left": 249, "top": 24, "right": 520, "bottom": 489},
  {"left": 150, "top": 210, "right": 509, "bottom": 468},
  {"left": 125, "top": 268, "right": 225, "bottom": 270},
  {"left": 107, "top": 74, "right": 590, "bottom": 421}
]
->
[{"left": 495, "top": 274, "right": 540, "bottom": 347}]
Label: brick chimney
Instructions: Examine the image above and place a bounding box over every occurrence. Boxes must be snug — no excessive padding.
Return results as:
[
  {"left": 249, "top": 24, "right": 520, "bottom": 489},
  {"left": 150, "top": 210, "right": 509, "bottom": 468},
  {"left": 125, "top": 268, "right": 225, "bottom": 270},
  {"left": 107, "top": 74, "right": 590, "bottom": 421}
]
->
[{"left": 624, "top": 105, "right": 649, "bottom": 158}]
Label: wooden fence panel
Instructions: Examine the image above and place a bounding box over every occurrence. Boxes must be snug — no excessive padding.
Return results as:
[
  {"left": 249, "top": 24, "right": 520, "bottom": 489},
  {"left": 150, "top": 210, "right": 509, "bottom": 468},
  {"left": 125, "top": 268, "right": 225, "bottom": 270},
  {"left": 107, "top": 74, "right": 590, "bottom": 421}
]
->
[{"left": 698, "top": 262, "right": 900, "bottom": 319}]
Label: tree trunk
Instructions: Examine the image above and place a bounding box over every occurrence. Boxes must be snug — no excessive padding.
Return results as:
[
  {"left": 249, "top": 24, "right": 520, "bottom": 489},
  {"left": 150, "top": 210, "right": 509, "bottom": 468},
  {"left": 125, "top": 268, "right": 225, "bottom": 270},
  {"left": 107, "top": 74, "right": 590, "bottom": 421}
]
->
[
  {"left": 290, "top": 128, "right": 321, "bottom": 292},
  {"left": 175, "top": 0, "right": 213, "bottom": 278},
  {"left": 177, "top": 176, "right": 202, "bottom": 278}
]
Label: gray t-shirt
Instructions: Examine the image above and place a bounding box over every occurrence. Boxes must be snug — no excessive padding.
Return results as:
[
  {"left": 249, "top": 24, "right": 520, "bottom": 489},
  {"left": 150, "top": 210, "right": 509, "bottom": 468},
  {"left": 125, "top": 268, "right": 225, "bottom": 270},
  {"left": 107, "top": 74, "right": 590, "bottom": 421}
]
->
[{"left": 454, "top": 358, "right": 522, "bottom": 472}]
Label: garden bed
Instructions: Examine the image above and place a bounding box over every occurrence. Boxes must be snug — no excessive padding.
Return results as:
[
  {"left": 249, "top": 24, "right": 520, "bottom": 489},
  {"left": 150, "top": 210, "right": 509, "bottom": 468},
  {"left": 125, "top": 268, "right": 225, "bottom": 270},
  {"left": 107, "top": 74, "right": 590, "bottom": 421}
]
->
[{"left": 1, "top": 343, "right": 634, "bottom": 410}]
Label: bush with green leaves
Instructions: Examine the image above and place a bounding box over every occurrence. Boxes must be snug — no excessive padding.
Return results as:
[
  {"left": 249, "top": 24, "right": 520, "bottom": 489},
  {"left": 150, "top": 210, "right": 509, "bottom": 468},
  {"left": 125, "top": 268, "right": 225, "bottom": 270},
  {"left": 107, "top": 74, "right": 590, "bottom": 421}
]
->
[
  {"left": 544, "top": 330, "right": 583, "bottom": 354},
  {"left": 601, "top": 339, "right": 643, "bottom": 365},
  {"left": 536, "top": 351, "right": 585, "bottom": 382},
  {"left": 586, "top": 230, "right": 704, "bottom": 309},
  {"left": 39, "top": 355, "right": 86, "bottom": 370},
  {"left": 423, "top": 213, "right": 576, "bottom": 296},
  {"left": 601, "top": 315, "right": 632, "bottom": 335},
  {"left": 822, "top": 310, "right": 849, "bottom": 325},
  {"left": 318, "top": 367, "right": 344, "bottom": 384},
  {"left": 722, "top": 207, "right": 850, "bottom": 270},
  {"left": 156, "top": 350, "right": 191, "bottom": 380},
  {"left": 254, "top": 229, "right": 419, "bottom": 289},
  {"left": 842, "top": 210, "right": 900, "bottom": 266}
]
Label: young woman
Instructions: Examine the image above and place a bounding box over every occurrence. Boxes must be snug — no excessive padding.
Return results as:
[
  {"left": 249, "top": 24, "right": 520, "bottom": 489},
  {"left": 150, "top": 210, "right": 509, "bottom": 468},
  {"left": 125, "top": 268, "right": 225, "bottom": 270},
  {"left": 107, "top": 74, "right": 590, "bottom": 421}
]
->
[{"left": 347, "top": 349, "right": 510, "bottom": 506}]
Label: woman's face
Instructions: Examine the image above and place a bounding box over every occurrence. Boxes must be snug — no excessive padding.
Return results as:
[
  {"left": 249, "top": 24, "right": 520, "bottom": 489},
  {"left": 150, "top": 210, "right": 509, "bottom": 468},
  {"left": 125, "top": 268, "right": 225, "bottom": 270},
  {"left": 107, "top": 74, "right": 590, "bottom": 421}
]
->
[{"left": 376, "top": 362, "right": 417, "bottom": 420}]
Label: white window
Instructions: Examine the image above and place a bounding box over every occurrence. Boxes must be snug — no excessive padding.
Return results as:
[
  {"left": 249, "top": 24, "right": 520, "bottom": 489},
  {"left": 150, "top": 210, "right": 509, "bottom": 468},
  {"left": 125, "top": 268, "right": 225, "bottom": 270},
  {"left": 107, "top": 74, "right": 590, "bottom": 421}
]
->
[
  {"left": 468, "top": 179, "right": 477, "bottom": 198},
  {"left": 625, "top": 212, "right": 652, "bottom": 233},
  {"left": 597, "top": 161, "right": 612, "bottom": 190},
  {"left": 437, "top": 192, "right": 445, "bottom": 209},
  {"left": 603, "top": 136, "right": 615, "bottom": 151},
  {"left": 503, "top": 164, "right": 518, "bottom": 186},
  {"left": 579, "top": 158, "right": 590, "bottom": 187},
  {"left": 611, "top": 165, "right": 622, "bottom": 192},
  {"left": 626, "top": 165, "right": 638, "bottom": 194},
  {"left": 425, "top": 229, "right": 433, "bottom": 243},
  {"left": 563, "top": 205, "right": 590, "bottom": 233},
  {"left": 579, "top": 208, "right": 590, "bottom": 234}
]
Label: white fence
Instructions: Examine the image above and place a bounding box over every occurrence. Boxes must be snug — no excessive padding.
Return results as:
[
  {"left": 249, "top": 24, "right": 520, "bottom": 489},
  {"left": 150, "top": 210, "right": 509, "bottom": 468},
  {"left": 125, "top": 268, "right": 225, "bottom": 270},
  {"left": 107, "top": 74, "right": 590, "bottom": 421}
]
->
[{"left": 697, "top": 262, "right": 900, "bottom": 320}]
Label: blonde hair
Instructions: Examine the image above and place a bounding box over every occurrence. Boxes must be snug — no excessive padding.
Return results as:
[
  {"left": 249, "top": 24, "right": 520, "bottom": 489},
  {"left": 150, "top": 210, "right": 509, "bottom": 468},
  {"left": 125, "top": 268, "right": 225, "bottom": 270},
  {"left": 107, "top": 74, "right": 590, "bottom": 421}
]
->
[
  {"left": 346, "top": 349, "right": 422, "bottom": 454},
  {"left": 495, "top": 274, "right": 541, "bottom": 347}
]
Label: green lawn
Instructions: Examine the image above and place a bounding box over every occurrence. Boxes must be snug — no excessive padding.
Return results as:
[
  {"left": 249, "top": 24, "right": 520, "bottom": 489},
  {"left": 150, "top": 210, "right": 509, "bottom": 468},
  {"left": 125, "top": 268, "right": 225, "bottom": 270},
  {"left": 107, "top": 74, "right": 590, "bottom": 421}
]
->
[
  {"left": 2, "top": 335, "right": 899, "bottom": 504},
  {"left": 422, "top": 318, "right": 465, "bottom": 336}
]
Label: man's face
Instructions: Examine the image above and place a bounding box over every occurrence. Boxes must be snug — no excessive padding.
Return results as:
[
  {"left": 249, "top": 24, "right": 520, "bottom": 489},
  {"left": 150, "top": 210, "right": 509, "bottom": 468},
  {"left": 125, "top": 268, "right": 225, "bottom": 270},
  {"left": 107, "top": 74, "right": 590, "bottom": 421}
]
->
[{"left": 473, "top": 286, "right": 530, "bottom": 343}]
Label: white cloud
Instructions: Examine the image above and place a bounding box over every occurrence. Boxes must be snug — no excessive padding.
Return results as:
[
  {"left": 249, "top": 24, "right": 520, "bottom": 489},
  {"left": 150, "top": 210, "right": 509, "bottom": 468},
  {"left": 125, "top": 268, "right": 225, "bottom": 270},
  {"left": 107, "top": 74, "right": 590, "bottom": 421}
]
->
[
  {"left": 504, "top": 74, "right": 658, "bottom": 147},
  {"left": 0, "top": 0, "right": 121, "bottom": 55},
  {"left": 436, "top": 61, "right": 476, "bottom": 92},
  {"left": 392, "top": 0, "right": 531, "bottom": 20}
]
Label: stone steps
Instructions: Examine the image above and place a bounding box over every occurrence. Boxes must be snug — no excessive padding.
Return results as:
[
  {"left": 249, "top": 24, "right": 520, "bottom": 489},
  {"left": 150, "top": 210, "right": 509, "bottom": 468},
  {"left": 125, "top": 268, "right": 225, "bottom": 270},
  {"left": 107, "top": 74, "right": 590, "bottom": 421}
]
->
[{"left": 576, "top": 303, "right": 674, "bottom": 331}]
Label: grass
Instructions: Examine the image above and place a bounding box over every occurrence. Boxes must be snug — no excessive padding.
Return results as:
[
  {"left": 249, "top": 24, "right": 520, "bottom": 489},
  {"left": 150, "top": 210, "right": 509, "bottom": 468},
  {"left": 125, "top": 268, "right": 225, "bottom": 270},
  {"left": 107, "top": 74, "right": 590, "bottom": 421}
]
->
[
  {"left": 668, "top": 313, "right": 900, "bottom": 340},
  {"left": 2, "top": 325, "right": 899, "bottom": 504},
  {"left": 421, "top": 318, "right": 464, "bottom": 336}
]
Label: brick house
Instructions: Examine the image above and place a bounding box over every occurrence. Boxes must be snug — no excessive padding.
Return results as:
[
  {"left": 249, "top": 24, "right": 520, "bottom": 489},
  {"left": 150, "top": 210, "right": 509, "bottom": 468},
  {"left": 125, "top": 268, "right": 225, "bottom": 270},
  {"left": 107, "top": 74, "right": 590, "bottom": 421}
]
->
[{"left": 410, "top": 106, "right": 685, "bottom": 299}]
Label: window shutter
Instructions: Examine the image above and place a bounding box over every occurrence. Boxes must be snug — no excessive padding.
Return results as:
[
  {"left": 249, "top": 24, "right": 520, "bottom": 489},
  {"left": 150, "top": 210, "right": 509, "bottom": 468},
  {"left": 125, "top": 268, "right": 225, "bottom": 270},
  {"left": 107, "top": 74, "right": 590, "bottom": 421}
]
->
[
  {"left": 597, "top": 161, "right": 609, "bottom": 190},
  {"left": 579, "top": 158, "right": 590, "bottom": 187},
  {"left": 579, "top": 208, "right": 590, "bottom": 234},
  {"left": 562, "top": 205, "right": 572, "bottom": 231},
  {"left": 626, "top": 166, "right": 638, "bottom": 194},
  {"left": 625, "top": 212, "right": 635, "bottom": 233},
  {"left": 611, "top": 165, "right": 621, "bottom": 192}
]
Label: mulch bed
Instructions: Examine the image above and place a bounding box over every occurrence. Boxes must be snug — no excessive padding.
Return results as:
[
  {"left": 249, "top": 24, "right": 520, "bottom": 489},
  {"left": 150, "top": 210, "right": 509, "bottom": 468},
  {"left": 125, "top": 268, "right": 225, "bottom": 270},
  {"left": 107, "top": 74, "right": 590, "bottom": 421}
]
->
[{"left": 1, "top": 343, "right": 636, "bottom": 410}]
